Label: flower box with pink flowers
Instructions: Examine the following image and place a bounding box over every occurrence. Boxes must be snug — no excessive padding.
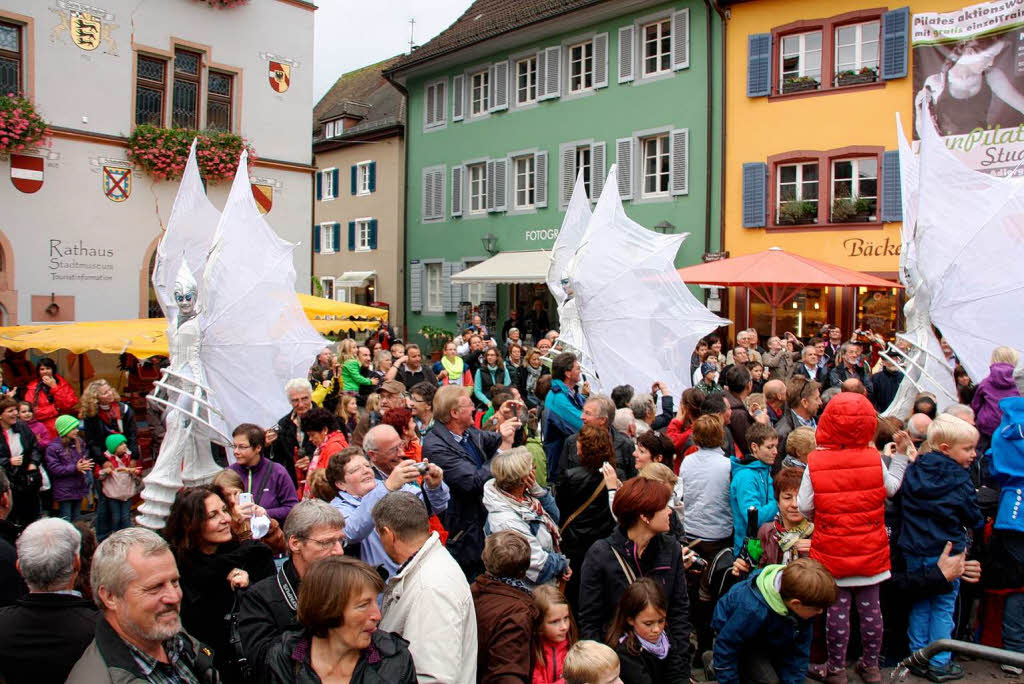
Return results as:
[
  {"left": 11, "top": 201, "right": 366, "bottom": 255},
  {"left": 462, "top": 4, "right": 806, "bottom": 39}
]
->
[
  {"left": 0, "top": 94, "right": 49, "bottom": 156},
  {"left": 127, "top": 125, "right": 255, "bottom": 182}
]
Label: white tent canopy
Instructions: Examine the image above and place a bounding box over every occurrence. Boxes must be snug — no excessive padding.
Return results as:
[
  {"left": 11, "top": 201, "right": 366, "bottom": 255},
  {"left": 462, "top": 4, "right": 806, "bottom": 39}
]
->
[
  {"left": 335, "top": 270, "right": 375, "bottom": 288},
  {"left": 450, "top": 250, "right": 551, "bottom": 284}
]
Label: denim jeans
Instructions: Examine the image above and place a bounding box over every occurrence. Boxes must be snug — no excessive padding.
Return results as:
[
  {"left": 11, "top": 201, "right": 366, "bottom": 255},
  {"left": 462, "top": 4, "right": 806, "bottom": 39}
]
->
[
  {"left": 93, "top": 482, "right": 111, "bottom": 541},
  {"left": 106, "top": 498, "right": 132, "bottom": 535},
  {"left": 58, "top": 499, "right": 82, "bottom": 522},
  {"left": 905, "top": 553, "right": 959, "bottom": 667},
  {"left": 1005, "top": 593, "right": 1024, "bottom": 653}
]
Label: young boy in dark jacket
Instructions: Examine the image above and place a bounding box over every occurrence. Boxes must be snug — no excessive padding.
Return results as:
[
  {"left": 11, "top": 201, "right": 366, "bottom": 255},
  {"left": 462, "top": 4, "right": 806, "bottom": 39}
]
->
[
  {"left": 712, "top": 558, "right": 837, "bottom": 684},
  {"left": 899, "top": 414, "right": 985, "bottom": 681}
]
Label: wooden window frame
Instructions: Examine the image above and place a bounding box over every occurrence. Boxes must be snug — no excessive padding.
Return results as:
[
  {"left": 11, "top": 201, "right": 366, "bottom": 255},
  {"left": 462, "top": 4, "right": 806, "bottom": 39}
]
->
[
  {"left": 172, "top": 48, "right": 202, "bottom": 129},
  {"left": 135, "top": 54, "right": 167, "bottom": 127},
  {"left": 0, "top": 19, "right": 23, "bottom": 96},
  {"left": 770, "top": 8, "right": 886, "bottom": 101},
  {"left": 205, "top": 68, "right": 233, "bottom": 132},
  {"left": 766, "top": 145, "right": 884, "bottom": 230}
]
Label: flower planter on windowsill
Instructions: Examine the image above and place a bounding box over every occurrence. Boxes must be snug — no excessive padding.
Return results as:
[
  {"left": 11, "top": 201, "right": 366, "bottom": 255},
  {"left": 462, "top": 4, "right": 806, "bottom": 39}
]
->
[
  {"left": 781, "top": 79, "right": 820, "bottom": 94},
  {"left": 777, "top": 217, "right": 818, "bottom": 226},
  {"left": 831, "top": 214, "right": 875, "bottom": 224},
  {"left": 836, "top": 72, "right": 878, "bottom": 87},
  {"left": 126, "top": 125, "right": 255, "bottom": 182}
]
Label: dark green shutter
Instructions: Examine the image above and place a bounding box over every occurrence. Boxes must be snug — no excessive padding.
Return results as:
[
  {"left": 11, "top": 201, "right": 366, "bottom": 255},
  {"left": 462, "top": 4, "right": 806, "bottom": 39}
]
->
[
  {"left": 369, "top": 162, "right": 377, "bottom": 192},
  {"left": 369, "top": 219, "right": 378, "bottom": 249},
  {"left": 350, "top": 166, "right": 357, "bottom": 195},
  {"left": 332, "top": 223, "right": 341, "bottom": 250},
  {"left": 312, "top": 225, "right": 321, "bottom": 253},
  {"left": 348, "top": 221, "right": 356, "bottom": 251},
  {"left": 315, "top": 172, "right": 322, "bottom": 200}
]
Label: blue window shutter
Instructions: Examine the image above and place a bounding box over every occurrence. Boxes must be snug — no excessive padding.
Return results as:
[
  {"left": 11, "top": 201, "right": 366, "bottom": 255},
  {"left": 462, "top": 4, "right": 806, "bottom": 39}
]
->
[
  {"left": 369, "top": 162, "right": 377, "bottom": 192},
  {"left": 881, "top": 151, "right": 903, "bottom": 223},
  {"left": 348, "top": 221, "right": 356, "bottom": 251},
  {"left": 333, "top": 223, "right": 341, "bottom": 250},
  {"left": 350, "top": 166, "right": 357, "bottom": 195},
  {"left": 881, "top": 8, "right": 910, "bottom": 80},
  {"left": 312, "top": 224, "right": 321, "bottom": 253},
  {"left": 742, "top": 162, "right": 767, "bottom": 228},
  {"left": 747, "top": 33, "right": 772, "bottom": 97},
  {"left": 369, "top": 219, "right": 378, "bottom": 249},
  {"left": 315, "top": 172, "right": 322, "bottom": 200}
]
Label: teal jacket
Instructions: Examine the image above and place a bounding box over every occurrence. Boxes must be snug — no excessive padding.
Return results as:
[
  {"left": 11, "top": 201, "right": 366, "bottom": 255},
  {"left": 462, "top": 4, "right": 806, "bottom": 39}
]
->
[{"left": 729, "top": 456, "right": 778, "bottom": 555}]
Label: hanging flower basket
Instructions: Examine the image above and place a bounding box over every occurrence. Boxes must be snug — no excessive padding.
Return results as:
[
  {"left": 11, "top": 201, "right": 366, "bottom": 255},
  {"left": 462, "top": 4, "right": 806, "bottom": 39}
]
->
[
  {"left": 127, "top": 125, "right": 255, "bottom": 182},
  {"left": 0, "top": 94, "right": 49, "bottom": 156},
  {"left": 194, "top": 0, "right": 249, "bottom": 7}
]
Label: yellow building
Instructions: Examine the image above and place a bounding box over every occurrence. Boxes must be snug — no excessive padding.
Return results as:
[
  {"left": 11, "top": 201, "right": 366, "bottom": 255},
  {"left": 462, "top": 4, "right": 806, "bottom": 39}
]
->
[{"left": 719, "top": 0, "right": 966, "bottom": 339}]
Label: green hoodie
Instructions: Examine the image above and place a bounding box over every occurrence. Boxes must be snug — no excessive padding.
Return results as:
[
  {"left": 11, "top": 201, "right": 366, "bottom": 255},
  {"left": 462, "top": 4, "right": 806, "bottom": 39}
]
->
[{"left": 755, "top": 564, "right": 789, "bottom": 616}]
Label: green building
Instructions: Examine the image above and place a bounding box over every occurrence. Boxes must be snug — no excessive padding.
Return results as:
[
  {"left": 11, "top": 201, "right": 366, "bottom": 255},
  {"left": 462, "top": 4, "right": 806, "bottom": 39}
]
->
[{"left": 385, "top": 0, "right": 724, "bottom": 347}]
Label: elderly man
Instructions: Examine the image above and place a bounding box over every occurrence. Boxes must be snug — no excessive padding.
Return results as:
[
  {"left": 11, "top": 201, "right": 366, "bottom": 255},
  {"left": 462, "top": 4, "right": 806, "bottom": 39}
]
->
[
  {"left": 943, "top": 403, "right": 975, "bottom": 426},
  {"left": 630, "top": 383, "right": 675, "bottom": 435},
  {"left": 376, "top": 491, "right": 477, "bottom": 684},
  {"left": 423, "top": 385, "right": 518, "bottom": 579},
  {"left": 543, "top": 352, "right": 587, "bottom": 482},
  {"left": 793, "top": 344, "right": 829, "bottom": 386},
  {"left": 67, "top": 528, "right": 219, "bottom": 683},
  {"left": 762, "top": 334, "right": 800, "bottom": 381},
  {"left": 907, "top": 412, "right": 933, "bottom": 449},
  {"left": 238, "top": 500, "right": 345, "bottom": 669},
  {"left": 613, "top": 408, "right": 637, "bottom": 440},
  {"left": 763, "top": 379, "right": 788, "bottom": 425},
  {"left": 774, "top": 376, "right": 822, "bottom": 460},
  {"left": 0, "top": 519, "right": 96, "bottom": 683},
  {"left": 726, "top": 331, "right": 762, "bottom": 365},
  {"left": 269, "top": 377, "right": 316, "bottom": 486},
  {"left": 829, "top": 342, "right": 874, "bottom": 398},
  {"left": 352, "top": 379, "right": 407, "bottom": 447},
  {"left": 559, "top": 394, "right": 638, "bottom": 478}
]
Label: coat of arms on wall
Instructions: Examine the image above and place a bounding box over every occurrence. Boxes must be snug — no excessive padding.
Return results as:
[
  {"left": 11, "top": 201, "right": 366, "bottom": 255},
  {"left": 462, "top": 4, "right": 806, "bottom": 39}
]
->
[
  {"left": 258, "top": 52, "right": 300, "bottom": 94},
  {"left": 50, "top": 1, "right": 118, "bottom": 55}
]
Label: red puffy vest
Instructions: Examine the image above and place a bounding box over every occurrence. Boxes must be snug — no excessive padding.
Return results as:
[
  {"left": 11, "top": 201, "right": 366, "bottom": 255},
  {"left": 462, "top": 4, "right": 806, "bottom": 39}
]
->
[{"left": 807, "top": 393, "right": 890, "bottom": 579}]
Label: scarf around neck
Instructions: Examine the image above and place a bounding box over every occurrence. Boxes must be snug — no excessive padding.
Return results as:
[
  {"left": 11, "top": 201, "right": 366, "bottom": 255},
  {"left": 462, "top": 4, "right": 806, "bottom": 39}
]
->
[
  {"left": 440, "top": 355, "right": 464, "bottom": 383},
  {"left": 621, "top": 631, "right": 670, "bottom": 659},
  {"left": 496, "top": 485, "right": 561, "bottom": 548},
  {"left": 773, "top": 515, "right": 814, "bottom": 563}
]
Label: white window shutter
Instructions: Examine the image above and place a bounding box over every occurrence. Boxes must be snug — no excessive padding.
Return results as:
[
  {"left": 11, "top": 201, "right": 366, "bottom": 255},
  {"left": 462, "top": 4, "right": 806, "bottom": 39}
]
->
[
  {"left": 433, "top": 168, "right": 445, "bottom": 219},
  {"left": 591, "top": 141, "right": 606, "bottom": 200},
  {"left": 672, "top": 9, "right": 690, "bottom": 70},
  {"left": 452, "top": 74, "right": 464, "bottom": 121},
  {"left": 435, "top": 82, "right": 446, "bottom": 125},
  {"left": 451, "top": 165, "right": 464, "bottom": 217},
  {"left": 486, "top": 160, "right": 497, "bottom": 211},
  {"left": 493, "top": 158, "right": 508, "bottom": 211},
  {"left": 618, "top": 25, "right": 635, "bottom": 83},
  {"left": 559, "top": 143, "right": 577, "bottom": 209},
  {"left": 670, "top": 129, "right": 689, "bottom": 196},
  {"left": 409, "top": 261, "right": 424, "bottom": 312},
  {"left": 422, "top": 168, "right": 435, "bottom": 219},
  {"left": 593, "top": 33, "right": 609, "bottom": 88},
  {"left": 534, "top": 151, "right": 548, "bottom": 208},
  {"left": 615, "top": 138, "right": 633, "bottom": 200},
  {"left": 490, "top": 61, "right": 509, "bottom": 112},
  {"left": 424, "top": 84, "right": 436, "bottom": 127},
  {"left": 536, "top": 50, "right": 547, "bottom": 100},
  {"left": 441, "top": 262, "right": 455, "bottom": 312},
  {"left": 541, "top": 46, "right": 561, "bottom": 100},
  {"left": 447, "top": 262, "right": 464, "bottom": 310}
]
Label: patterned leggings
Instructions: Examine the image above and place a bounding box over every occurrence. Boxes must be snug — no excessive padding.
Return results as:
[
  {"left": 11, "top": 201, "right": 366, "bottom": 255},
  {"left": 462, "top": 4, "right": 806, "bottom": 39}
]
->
[{"left": 826, "top": 582, "right": 882, "bottom": 672}]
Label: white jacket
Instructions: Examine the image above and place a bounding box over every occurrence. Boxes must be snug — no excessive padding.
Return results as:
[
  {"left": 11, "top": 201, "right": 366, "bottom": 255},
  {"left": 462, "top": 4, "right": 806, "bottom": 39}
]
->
[
  {"left": 677, "top": 446, "right": 733, "bottom": 541},
  {"left": 380, "top": 532, "right": 477, "bottom": 684}
]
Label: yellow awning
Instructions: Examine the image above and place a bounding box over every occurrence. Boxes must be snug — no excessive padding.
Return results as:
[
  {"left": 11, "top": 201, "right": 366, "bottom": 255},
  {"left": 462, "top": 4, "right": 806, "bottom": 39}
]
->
[{"left": 0, "top": 297, "right": 386, "bottom": 358}]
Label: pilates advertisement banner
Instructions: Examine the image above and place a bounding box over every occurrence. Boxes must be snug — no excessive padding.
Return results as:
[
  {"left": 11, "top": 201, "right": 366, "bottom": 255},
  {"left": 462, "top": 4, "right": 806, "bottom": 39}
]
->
[{"left": 912, "top": 0, "right": 1024, "bottom": 176}]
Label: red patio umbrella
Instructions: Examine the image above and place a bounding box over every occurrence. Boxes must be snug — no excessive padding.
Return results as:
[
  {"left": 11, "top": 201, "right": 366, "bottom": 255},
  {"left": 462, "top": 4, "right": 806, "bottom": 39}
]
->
[{"left": 676, "top": 247, "right": 902, "bottom": 335}]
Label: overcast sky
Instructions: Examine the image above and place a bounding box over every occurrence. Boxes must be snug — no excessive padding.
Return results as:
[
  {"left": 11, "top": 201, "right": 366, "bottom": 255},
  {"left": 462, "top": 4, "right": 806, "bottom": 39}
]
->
[{"left": 314, "top": 0, "right": 475, "bottom": 102}]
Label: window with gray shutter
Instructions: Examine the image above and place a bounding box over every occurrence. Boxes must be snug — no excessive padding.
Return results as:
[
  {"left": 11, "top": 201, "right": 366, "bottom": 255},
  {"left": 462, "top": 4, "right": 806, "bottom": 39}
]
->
[
  {"left": 434, "top": 82, "right": 446, "bottom": 125},
  {"left": 742, "top": 162, "right": 768, "bottom": 228},
  {"left": 536, "top": 50, "right": 547, "bottom": 99},
  {"left": 422, "top": 169, "right": 435, "bottom": 220},
  {"left": 447, "top": 262, "right": 464, "bottom": 311},
  {"left": 672, "top": 9, "right": 690, "bottom": 70},
  {"left": 618, "top": 25, "right": 635, "bottom": 83},
  {"left": 490, "top": 62, "right": 509, "bottom": 111},
  {"left": 880, "top": 150, "right": 902, "bottom": 222},
  {"left": 432, "top": 167, "right": 445, "bottom": 219},
  {"left": 670, "top": 129, "right": 688, "bottom": 196},
  {"left": 535, "top": 151, "right": 548, "bottom": 208},
  {"left": 441, "top": 262, "right": 455, "bottom": 312},
  {"left": 615, "top": 138, "right": 634, "bottom": 200},
  {"left": 422, "top": 166, "right": 445, "bottom": 220},
  {"left": 409, "top": 261, "right": 424, "bottom": 312},
  {"left": 881, "top": 7, "right": 909, "bottom": 80},
  {"left": 487, "top": 159, "right": 508, "bottom": 212},
  {"left": 593, "top": 33, "right": 609, "bottom": 88},
  {"left": 747, "top": 34, "right": 772, "bottom": 97},
  {"left": 540, "top": 46, "right": 561, "bottom": 100},
  {"left": 560, "top": 144, "right": 577, "bottom": 209},
  {"left": 452, "top": 74, "right": 465, "bottom": 121},
  {"left": 591, "top": 142, "right": 606, "bottom": 200},
  {"left": 451, "top": 166, "right": 464, "bottom": 217},
  {"left": 486, "top": 160, "right": 497, "bottom": 211}
]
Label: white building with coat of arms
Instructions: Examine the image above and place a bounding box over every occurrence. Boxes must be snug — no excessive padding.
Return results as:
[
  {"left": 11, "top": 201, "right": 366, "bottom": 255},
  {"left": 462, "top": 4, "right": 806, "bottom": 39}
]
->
[{"left": 0, "top": 0, "right": 315, "bottom": 325}]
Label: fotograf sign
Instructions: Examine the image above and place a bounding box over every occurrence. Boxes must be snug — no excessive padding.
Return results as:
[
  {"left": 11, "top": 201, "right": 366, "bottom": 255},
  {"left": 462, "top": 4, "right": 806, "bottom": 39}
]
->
[{"left": 524, "top": 228, "right": 559, "bottom": 242}]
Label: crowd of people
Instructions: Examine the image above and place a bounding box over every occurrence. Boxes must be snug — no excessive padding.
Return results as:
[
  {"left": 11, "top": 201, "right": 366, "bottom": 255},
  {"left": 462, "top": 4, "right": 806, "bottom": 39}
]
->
[{"left": 0, "top": 312, "right": 1022, "bottom": 684}]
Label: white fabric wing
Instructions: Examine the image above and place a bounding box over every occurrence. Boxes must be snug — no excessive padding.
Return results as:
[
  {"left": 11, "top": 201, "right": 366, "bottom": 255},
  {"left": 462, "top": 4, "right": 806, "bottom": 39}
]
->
[
  {"left": 199, "top": 150, "right": 328, "bottom": 432},
  {"left": 547, "top": 171, "right": 592, "bottom": 307},
  {"left": 569, "top": 164, "right": 728, "bottom": 397},
  {"left": 151, "top": 140, "right": 221, "bottom": 322}
]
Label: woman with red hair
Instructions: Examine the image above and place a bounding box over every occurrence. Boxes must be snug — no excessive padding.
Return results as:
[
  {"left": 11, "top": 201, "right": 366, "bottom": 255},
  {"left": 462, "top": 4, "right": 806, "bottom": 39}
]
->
[
  {"left": 382, "top": 406, "right": 421, "bottom": 462},
  {"left": 577, "top": 477, "right": 693, "bottom": 683}
]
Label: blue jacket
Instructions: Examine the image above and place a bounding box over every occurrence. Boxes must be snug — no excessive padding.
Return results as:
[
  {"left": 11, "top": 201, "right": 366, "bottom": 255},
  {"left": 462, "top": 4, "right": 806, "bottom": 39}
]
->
[
  {"left": 542, "top": 380, "right": 584, "bottom": 481},
  {"left": 990, "top": 397, "right": 1024, "bottom": 533},
  {"left": 729, "top": 456, "right": 778, "bottom": 555},
  {"left": 898, "top": 451, "right": 984, "bottom": 556},
  {"left": 711, "top": 567, "right": 813, "bottom": 684}
]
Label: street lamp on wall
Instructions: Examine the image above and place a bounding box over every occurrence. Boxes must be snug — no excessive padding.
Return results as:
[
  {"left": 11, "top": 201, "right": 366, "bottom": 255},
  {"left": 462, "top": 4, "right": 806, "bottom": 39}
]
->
[
  {"left": 654, "top": 220, "right": 676, "bottom": 234},
  {"left": 481, "top": 232, "right": 498, "bottom": 255}
]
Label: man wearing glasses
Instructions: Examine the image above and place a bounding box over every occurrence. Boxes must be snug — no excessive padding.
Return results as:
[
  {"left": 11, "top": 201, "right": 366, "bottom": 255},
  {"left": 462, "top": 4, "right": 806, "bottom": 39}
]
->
[
  {"left": 775, "top": 376, "right": 823, "bottom": 460},
  {"left": 352, "top": 379, "right": 409, "bottom": 447},
  {"left": 237, "top": 500, "right": 346, "bottom": 669}
]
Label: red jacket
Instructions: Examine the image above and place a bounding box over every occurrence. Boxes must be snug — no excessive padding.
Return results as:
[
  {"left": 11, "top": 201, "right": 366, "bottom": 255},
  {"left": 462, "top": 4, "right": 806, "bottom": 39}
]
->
[
  {"left": 24, "top": 377, "right": 78, "bottom": 438},
  {"left": 807, "top": 392, "right": 889, "bottom": 579},
  {"left": 532, "top": 637, "right": 568, "bottom": 684}
]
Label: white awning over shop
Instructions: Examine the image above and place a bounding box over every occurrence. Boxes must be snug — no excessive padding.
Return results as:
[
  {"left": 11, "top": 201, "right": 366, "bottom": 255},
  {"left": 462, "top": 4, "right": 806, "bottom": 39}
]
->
[
  {"left": 450, "top": 250, "right": 551, "bottom": 284},
  {"left": 335, "top": 270, "right": 375, "bottom": 288}
]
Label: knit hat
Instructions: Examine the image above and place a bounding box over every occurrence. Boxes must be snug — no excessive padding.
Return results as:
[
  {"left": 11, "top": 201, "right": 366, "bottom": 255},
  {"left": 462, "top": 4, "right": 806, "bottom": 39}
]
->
[
  {"left": 105, "top": 433, "right": 127, "bottom": 454},
  {"left": 700, "top": 362, "right": 717, "bottom": 377},
  {"left": 55, "top": 415, "right": 79, "bottom": 437}
]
